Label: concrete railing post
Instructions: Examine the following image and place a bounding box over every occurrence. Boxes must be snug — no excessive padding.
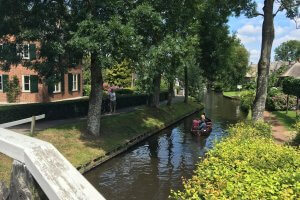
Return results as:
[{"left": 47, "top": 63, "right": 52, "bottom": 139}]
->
[
  {"left": 9, "top": 160, "right": 47, "bottom": 200},
  {"left": 30, "top": 116, "right": 36, "bottom": 135}
]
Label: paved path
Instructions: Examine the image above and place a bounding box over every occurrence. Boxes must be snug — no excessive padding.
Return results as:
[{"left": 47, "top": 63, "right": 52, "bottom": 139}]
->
[
  {"left": 263, "top": 111, "right": 294, "bottom": 144},
  {"left": 8, "top": 96, "right": 185, "bottom": 135}
]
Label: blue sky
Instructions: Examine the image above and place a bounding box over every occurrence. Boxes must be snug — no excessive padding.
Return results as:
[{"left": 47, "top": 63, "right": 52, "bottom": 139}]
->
[{"left": 228, "top": 0, "right": 300, "bottom": 64}]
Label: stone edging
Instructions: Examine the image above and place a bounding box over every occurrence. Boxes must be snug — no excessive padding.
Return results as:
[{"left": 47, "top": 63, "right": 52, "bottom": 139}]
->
[{"left": 76, "top": 108, "right": 201, "bottom": 174}]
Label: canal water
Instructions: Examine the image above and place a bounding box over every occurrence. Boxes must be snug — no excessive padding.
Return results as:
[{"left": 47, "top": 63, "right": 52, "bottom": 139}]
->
[{"left": 85, "top": 92, "right": 246, "bottom": 200}]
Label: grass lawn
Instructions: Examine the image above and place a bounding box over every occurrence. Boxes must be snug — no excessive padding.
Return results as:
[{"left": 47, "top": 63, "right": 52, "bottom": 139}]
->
[
  {"left": 272, "top": 111, "right": 298, "bottom": 129},
  {"left": 0, "top": 101, "right": 202, "bottom": 185},
  {"left": 223, "top": 91, "right": 240, "bottom": 97},
  {"left": 223, "top": 91, "right": 247, "bottom": 99}
]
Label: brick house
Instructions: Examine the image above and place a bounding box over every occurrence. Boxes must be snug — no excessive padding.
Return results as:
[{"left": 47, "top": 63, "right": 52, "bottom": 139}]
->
[{"left": 0, "top": 42, "right": 83, "bottom": 103}]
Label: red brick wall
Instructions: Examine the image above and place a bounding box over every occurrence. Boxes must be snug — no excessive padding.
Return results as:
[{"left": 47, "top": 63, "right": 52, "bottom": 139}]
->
[{"left": 0, "top": 65, "right": 83, "bottom": 103}]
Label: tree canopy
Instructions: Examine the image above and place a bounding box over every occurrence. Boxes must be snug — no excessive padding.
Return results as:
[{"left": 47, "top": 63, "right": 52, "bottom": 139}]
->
[{"left": 275, "top": 40, "right": 300, "bottom": 62}]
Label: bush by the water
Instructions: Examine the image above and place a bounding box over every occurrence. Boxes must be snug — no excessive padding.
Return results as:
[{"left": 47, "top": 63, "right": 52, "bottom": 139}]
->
[
  {"left": 240, "top": 90, "right": 255, "bottom": 113},
  {"left": 170, "top": 122, "right": 300, "bottom": 200},
  {"left": 0, "top": 91, "right": 168, "bottom": 123}
]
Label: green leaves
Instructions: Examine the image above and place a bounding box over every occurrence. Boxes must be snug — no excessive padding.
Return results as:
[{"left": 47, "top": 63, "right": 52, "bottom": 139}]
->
[
  {"left": 282, "top": 77, "right": 300, "bottom": 97},
  {"left": 275, "top": 40, "right": 300, "bottom": 62},
  {"left": 69, "top": 16, "right": 141, "bottom": 69},
  {"left": 170, "top": 122, "right": 300, "bottom": 200}
]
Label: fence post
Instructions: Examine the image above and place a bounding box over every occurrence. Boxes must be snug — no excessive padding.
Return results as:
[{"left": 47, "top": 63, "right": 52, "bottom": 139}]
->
[
  {"left": 30, "top": 116, "right": 36, "bottom": 135},
  {"left": 9, "top": 160, "right": 47, "bottom": 199}
]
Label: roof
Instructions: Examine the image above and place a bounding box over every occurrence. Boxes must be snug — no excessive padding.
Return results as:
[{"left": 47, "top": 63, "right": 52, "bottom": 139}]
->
[
  {"left": 281, "top": 62, "right": 300, "bottom": 78},
  {"left": 245, "top": 64, "right": 257, "bottom": 78},
  {"left": 245, "top": 61, "right": 291, "bottom": 78}
]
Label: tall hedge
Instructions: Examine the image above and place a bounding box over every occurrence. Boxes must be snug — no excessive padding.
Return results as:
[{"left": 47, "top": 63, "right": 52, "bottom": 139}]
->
[
  {"left": 0, "top": 92, "right": 168, "bottom": 124},
  {"left": 171, "top": 122, "right": 300, "bottom": 200},
  {"left": 282, "top": 77, "right": 300, "bottom": 97}
]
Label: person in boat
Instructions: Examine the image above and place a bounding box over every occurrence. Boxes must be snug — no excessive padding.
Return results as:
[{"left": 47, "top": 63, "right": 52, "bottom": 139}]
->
[{"left": 198, "top": 114, "right": 207, "bottom": 131}]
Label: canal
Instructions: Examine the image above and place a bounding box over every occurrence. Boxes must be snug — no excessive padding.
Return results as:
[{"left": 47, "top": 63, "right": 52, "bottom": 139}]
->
[{"left": 85, "top": 92, "right": 246, "bottom": 200}]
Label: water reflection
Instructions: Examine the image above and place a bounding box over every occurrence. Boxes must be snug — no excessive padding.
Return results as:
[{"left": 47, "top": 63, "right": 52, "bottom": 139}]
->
[{"left": 85, "top": 92, "right": 245, "bottom": 200}]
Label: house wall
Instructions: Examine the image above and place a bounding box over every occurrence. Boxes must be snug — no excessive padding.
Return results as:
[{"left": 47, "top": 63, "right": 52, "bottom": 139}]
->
[{"left": 0, "top": 65, "right": 82, "bottom": 103}]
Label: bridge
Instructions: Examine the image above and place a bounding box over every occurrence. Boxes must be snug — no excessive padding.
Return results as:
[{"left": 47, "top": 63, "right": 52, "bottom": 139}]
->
[{"left": 0, "top": 127, "right": 105, "bottom": 199}]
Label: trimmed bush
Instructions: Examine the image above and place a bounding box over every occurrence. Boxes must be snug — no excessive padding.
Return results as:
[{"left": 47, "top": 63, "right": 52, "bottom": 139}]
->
[
  {"left": 266, "top": 91, "right": 296, "bottom": 111},
  {"left": 0, "top": 91, "right": 169, "bottom": 124},
  {"left": 240, "top": 90, "right": 255, "bottom": 113},
  {"left": 170, "top": 122, "right": 300, "bottom": 200},
  {"left": 115, "top": 88, "right": 134, "bottom": 95}
]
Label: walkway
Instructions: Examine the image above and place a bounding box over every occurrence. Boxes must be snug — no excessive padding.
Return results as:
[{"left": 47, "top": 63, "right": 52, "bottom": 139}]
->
[
  {"left": 8, "top": 96, "right": 185, "bottom": 135},
  {"left": 263, "top": 111, "right": 294, "bottom": 144}
]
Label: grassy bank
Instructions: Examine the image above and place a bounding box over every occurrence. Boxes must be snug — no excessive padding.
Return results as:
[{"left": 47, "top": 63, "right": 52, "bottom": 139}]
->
[
  {"left": 0, "top": 101, "right": 202, "bottom": 185},
  {"left": 171, "top": 122, "right": 300, "bottom": 200},
  {"left": 223, "top": 91, "right": 241, "bottom": 98},
  {"left": 273, "top": 111, "right": 298, "bottom": 129}
]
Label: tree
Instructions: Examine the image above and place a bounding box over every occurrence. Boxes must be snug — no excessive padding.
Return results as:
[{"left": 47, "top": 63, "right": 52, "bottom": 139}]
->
[
  {"left": 219, "top": 37, "right": 249, "bottom": 90},
  {"left": 105, "top": 60, "right": 133, "bottom": 88},
  {"left": 129, "top": 3, "right": 165, "bottom": 107},
  {"left": 69, "top": 16, "right": 141, "bottom": 136},
  {"left": 275, "top": 40, "right": 300, "bottom": 63},
  {"left": 250, "top": 0, "right": 299, "bottom": 120},
  {"left": 0, "top": 0, "right": 140, "bottom": 136}
]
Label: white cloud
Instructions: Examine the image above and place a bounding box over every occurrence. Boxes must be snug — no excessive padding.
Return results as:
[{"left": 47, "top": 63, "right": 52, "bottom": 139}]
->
[
  {"left": 238, "top": 24, "right": 261, "bottom": 35},
  {"left": 275, "top": 25, "right": 288, "bottom": 35},
  {"left": 237, "top": 34, "right": 259, "bottom": 44},
  {"left": 273, "top": 29, "right": 300, "bottom": 47},
  {"left": 250, "top": 49, "right": 260, "bottom": 64}
]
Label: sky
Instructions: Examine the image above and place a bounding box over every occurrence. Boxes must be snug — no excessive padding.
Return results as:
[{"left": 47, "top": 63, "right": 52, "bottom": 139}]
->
[{"left": 228, "top": 0, "right": 300, "bottom": 64}]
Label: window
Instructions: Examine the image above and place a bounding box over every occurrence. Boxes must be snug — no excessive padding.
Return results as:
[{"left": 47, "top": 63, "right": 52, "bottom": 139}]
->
[
  {"left": 22, "top": 75, "right": 30, "bottom": 92},
  {"left": 72, "top": 74, "right": 78, "bottom": 91},
  {"left": 17, "top": 44, "right": 30, "bottom": 60},
  {"left": 54, "top": 82, "right": 61, "bottom": 93},
  {"left": 0, "top": 75, "right": 2, "bottom": 91}
]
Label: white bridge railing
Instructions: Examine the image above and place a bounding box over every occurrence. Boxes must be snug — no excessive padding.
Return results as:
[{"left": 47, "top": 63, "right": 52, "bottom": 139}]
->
[{"left": 0, "top": 127, "right": 105, "bottom": 199}]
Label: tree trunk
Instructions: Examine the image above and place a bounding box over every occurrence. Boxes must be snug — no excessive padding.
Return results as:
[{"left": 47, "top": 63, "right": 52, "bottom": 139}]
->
[
  {"left": 297, "top": 96, "right": 299, "bottom": 117},
  {"left": 184, "top": 66, "right": 188, "bottom": 103},
  {"left": 167, "top": 81, "right": 174, "bottom": 106},
  {"left": 252, "top": 0, "right": 275, "bottom": 121},
  {"left": 87, "top": 53, "right": 103, "bottom": 136},
  {"left": 286, "top": 95, "right": 289, "bottom": 114},
  {"left": 150, "top": 74, "right": 161, "bottom": 108}
]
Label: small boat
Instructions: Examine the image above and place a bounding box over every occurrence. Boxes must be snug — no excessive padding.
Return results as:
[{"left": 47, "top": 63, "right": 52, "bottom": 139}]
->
[{"left": 191, "top": 119, "right": 213, "bottom": 136}]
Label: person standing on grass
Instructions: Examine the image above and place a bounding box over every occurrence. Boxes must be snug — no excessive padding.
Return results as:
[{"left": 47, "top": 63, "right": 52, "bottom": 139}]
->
[{"left": 109, "top": 88, "right": 117, "bottom": 113}]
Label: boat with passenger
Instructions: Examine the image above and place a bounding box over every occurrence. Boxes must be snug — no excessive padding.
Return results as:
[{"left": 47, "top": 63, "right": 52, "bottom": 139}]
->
[{"left": 191, "top": 116, "right": 213, "bottom": 136}]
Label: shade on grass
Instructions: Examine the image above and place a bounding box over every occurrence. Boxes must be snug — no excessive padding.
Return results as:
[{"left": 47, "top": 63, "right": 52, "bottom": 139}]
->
[
  {"left": 273, "top": 111, "right": 297, "bottom": 129},
  {"left": 0, "top": 101, "right": 202, "bottom": 185}
]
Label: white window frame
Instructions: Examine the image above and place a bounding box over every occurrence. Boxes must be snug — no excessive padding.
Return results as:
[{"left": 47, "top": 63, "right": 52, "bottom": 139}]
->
[
  {"left": 0, "top": 75, "right": 3, "bottom": 92},
  {"left": 22, "top": 75, "right": 31, "bottom": 92},
  {"left": 23, "top": 44, "right": 30, "bottom": 60},
  {"left": 17, "top": 44, "right": 30, "bottom": 60},
  {"left": 72, "top": 74, "right": 78, "bottom": 91},
  {"left": 54, "top": 82, "right": 61, "bottom": 93}
]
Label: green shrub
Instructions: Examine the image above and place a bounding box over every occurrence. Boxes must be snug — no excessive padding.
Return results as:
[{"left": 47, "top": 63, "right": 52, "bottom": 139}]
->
[
  {"left": 228, "top": 121, "right": 272, "bottom": 139},
  {"left": 291, "top": 121, "right": 300, "bottom": 146},
  {"left": 266, "top": 92, "right": 296, "bottom": 111},
  {"left": 6, "top": 76, "right": 21, "bottom": 103},
  {"left": 83, "top": 84, "right": 91, "bottom": 96},
  {"left": 115, "top": 88, "right": 134, "bottom": 95},
  {"left": 214, "top": 84, "right": 223, "bottom": 93},
  {"left": 170, "top": 122, "right": 300, "bottom": 200},
  {"left": 243, "top": 79, "right": 256, "bottom": 90},
  {"left": 240, "top": 90, "right": 255, "bottom": 113},
  {"left": 0, "top": 92, "right": 169, "bottom": 123}
]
